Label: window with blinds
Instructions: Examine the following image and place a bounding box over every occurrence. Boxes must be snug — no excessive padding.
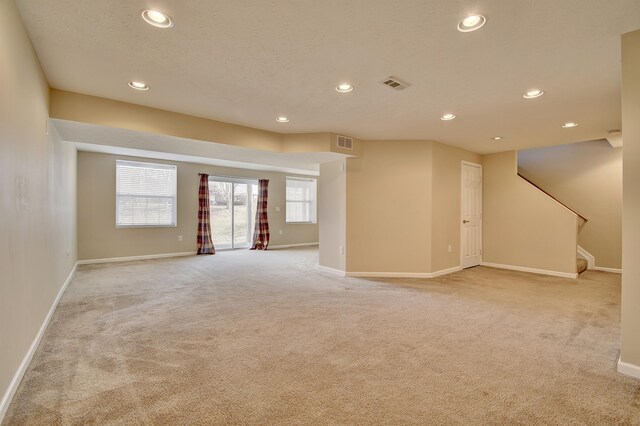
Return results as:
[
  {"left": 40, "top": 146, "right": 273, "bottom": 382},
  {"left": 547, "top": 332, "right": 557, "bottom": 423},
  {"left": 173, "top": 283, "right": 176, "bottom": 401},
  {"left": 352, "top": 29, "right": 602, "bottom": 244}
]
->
[
  {"left": 116, "top": 160, "right": 177, "bottom": 227},
  {"left": 286, "top": 177, "right": 317, "bottom": 223}
]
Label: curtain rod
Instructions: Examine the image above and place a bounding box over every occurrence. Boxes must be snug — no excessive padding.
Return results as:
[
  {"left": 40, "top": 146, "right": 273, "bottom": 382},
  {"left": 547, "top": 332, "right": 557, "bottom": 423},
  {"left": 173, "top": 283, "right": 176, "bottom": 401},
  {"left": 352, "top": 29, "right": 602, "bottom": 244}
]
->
[{"left": 199, "top": 173, "right": 266, "bottom": 182}]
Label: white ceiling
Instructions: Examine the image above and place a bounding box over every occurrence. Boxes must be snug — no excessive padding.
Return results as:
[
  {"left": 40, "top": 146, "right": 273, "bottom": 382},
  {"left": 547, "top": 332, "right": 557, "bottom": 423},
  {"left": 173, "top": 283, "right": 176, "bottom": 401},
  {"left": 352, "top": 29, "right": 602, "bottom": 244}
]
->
[
  {"left": 17, "top": 0, "right": 640, "bottom": 154},
  {"left": 52, "top": 119, "right": 347, "bottom": 176}
]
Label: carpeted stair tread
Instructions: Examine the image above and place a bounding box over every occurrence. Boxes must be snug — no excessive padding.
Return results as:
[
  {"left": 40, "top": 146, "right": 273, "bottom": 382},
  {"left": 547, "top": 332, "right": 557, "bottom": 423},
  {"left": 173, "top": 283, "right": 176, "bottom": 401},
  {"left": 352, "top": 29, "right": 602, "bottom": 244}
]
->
[{"left": 577, "top": 258, "right": 588, "bottom": 274}]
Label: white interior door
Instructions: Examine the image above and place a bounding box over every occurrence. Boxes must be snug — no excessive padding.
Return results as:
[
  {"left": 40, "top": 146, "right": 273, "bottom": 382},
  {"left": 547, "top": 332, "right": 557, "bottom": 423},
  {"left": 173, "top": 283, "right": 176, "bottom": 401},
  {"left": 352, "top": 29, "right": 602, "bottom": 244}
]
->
[{"left": 461, "top": 162, "right": 482, "bottom": 268}]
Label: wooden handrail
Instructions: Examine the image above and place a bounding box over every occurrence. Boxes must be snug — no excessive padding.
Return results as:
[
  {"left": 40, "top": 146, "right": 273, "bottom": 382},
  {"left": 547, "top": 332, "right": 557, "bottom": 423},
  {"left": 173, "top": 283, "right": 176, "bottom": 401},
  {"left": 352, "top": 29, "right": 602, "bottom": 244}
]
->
[{"left": 517, "top": 173, "right": 588, "bottom": 222}]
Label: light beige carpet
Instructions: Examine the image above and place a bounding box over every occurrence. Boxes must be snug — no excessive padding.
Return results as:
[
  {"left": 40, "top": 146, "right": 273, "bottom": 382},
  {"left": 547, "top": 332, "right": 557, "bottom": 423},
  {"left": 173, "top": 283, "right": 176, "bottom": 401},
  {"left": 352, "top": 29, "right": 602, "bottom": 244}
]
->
[{"left": 4, "top": 248, "right": 639, "bottom": 425}]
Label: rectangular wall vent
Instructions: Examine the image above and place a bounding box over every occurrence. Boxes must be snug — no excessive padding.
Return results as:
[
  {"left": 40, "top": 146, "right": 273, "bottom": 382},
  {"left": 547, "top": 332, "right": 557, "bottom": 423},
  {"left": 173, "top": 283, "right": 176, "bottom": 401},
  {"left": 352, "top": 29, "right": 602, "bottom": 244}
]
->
[
  {"left": 382, "top": 76, "right": 411, "bottom": 90},
  {"left": 337, "top": 135, "right": 353, "bottom": 150}
]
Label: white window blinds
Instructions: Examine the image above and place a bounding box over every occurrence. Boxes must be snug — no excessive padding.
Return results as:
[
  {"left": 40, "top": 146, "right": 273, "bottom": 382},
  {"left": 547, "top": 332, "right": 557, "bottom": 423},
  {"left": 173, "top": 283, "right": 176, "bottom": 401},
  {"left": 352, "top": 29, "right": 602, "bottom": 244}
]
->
[
  {"left": 116, "top": 160, "right": 177, "bottom": 227},
  {"left": 286, "top": 177, "right": 317, "bottom": 223}
]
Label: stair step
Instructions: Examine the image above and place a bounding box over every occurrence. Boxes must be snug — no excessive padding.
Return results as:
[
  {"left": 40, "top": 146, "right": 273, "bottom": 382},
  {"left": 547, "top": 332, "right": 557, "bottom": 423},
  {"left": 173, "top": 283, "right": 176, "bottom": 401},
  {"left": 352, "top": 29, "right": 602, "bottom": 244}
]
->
[{"left": 577, "top": 258, "right": 588, "bottom": 275}]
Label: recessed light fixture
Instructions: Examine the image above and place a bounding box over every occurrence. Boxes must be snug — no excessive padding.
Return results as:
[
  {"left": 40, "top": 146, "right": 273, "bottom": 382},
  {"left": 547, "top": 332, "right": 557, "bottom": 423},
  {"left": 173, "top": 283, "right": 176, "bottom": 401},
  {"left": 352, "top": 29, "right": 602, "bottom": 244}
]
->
[
  {"left": 128, "top": 81, "right": 149, "bottom": 91},
  {"left": 457, "top": 15, "right": 486, "bottom": 32},
  {"left": 523, "top": 89, "right": 544, "bottom": 99},
  {"left": 142, "top": 10, "right": 173, "bottom": 28},
  {"left": 492, "top": 136, "right": 503, "bottom": 140},
  {"left": 276, "top": 116, "right": 290, "bottom": 123},
  {"left": 562, "top": 122, "right": 578, "bottom": 128},
  {"left": 336, "top": 83, "right": 354, "bottom": 93},
  {"left": 441, "top": 113, "right": 456, "bottom": 121}
]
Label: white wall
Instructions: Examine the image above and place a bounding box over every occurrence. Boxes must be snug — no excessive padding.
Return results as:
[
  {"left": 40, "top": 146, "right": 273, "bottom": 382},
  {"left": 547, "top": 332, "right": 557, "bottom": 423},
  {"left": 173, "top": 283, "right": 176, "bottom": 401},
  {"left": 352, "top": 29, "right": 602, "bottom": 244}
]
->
[
  {"left": 0, "top": 0, "right": 77, "bottom": 418},
  {"left": 319, "top": 159, "right": 346, "bottom": 272},
  {"left": 620, "top": 29, "right": 640, "bottom": 373}
]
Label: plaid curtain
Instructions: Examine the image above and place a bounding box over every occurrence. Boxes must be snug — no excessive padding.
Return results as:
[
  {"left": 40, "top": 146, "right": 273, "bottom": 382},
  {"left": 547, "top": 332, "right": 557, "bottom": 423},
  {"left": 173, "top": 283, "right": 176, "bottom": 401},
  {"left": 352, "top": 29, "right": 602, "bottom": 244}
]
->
[
  {"left": 197, "top": 174, "right": 215, "bottom": 255},
  {"left": 250, "top": 179, "right": 270, "bottom": 250}
]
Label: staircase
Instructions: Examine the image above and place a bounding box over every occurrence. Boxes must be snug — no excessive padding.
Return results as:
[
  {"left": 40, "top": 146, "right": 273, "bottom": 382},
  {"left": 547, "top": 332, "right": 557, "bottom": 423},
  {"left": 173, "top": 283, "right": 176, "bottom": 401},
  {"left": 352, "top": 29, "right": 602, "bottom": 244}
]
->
[
  {"left": 577, "top": 258, "right": 588, "bottom": 275},
  {"left": 518, "top": 173, "right": 588, "bottom": 223},
  {"left": 517, "top": 172, "right": 590, "bottom": 277}
]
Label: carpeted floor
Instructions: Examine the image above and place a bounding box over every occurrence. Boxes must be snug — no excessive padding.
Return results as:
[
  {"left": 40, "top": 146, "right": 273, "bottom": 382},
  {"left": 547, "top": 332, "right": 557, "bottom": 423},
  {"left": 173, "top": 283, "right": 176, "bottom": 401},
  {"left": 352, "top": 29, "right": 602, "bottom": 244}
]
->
[{"left": 4, "top": 248, "right": 640, "bottom": 424}]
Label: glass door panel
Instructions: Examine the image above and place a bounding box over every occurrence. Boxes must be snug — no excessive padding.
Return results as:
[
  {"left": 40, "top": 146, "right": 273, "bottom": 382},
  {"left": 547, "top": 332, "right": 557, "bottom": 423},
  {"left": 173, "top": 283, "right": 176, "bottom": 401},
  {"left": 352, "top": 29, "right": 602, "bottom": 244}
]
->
[
  {"left": 209, "top": 178, "right": 257, "bottom": 249},
  {"left": 233, "top": 183, "right": 250, "bottom": 248},
  {"left": 209, "top": 181, "right": 232, "bottom": 249},
  {"left": 250, "top": 184, "right": 258, "bottom": 243}
]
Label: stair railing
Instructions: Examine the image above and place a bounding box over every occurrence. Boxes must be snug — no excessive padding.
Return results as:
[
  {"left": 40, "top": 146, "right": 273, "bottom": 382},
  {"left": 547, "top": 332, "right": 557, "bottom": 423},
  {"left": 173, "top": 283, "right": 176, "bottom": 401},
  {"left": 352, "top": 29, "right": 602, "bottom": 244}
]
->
[{"left": 517, "top": 173, "right": 588, "bottom": 222}]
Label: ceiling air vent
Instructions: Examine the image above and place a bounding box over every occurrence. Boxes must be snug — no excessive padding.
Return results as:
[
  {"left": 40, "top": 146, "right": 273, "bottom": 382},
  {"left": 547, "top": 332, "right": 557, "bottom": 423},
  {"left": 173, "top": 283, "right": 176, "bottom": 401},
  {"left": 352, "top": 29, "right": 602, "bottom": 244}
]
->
[
  {"left": 382, "top": 76, "right": 410, "bottom": 90},
  {"left": 337, "top": 135, "right": 353, "bottom": 150}
]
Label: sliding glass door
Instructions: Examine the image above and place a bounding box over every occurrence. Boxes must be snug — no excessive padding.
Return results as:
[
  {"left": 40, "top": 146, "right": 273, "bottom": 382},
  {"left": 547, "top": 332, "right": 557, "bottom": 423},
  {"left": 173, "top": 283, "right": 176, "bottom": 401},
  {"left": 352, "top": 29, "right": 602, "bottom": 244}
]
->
[{"left": 208, "top": 177, "right": 258, "bottom": 249}]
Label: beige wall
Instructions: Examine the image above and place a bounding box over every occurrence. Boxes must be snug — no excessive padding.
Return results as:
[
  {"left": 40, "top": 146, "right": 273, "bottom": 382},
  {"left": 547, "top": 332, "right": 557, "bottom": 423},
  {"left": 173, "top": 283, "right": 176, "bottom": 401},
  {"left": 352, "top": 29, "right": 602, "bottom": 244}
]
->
[
  {"left": 0, "top": 0, "right": 77, "bottom": 415},
  {"left": 282, "top": 132, "right": 362, "bottom": 157},
  {"left": 51, "top": 90, "right": 283, "bottom": 152},
  {"left": 329, "top": 133, "right": 364, "bottom": 158},
  {"left": 344, "top": 139, "right": 480, "bottom": 274},
  {"left": 51, "top": 90, "right": 363, "bottom": 158},
  {"left": 431, "top": 142, "right": 482, "bottom": 272},
  {"left": 483, "top": 151, "right": 578, "bottom": 274},
  {"left": 346, "top": 140, "right": 433, "bottom": 273},
  {"left": 77, "top": 152, "right": 318, "bottom": 260},
  {"left": 518, "top": 140, "right": 622, "bottom": 269},
  {"left": 621, "top": 30, "right": 640, "bottom": 369},
  {"left": 318, "top": 159, "right": 346, "bottom": 271},
  {"left": 282, "top": 133, "right": 332, "bottom": 153}
]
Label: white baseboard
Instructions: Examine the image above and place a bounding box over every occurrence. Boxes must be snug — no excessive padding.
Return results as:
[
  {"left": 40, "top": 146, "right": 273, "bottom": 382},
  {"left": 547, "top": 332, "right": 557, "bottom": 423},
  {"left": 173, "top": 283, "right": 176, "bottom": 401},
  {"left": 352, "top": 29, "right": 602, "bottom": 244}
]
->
[
  {"left": 77, "top": 251, "right": 196, "bottom": 265},
  {"left": 575, "top": 246, "right": 622, "bottom": 273},
  {"left": 346, "top": 265, "right": 462, "bottom": 279},
  {"left": 430, "top": 266, "right": 463, "bottom": 278},
  {"left": 348, "top": 271, "right": 433, "bottom": 278},
  {"left": 618, "top": 357, "right": 640, "bottom": 379},
  {"left": 593, "top": 267, "right": 622, "bottom": 274},
  {"left": 268, "top": 242, "right": 319, "bottom": 249},
  {"left": 317, "top": 265, "right": 346, "bottom": 276},
  {"left": 0, "top": 262, "right": 78, "bottom": 423},
  {"left": 577, "top": 245, "right": 595, "bottom": 269},
  {"left": 77, "top": 245, "right": 321, "bottom": 264},
  {"left": 480, "top": 262, "right": 578, "bottom": 279}
]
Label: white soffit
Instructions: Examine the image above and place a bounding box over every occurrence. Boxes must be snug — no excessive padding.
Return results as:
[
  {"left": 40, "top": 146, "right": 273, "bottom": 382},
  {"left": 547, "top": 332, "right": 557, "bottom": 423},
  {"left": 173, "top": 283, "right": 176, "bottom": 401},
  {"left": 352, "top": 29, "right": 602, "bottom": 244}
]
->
[
  {"left": 606, "top": 132, "right": 623, "bottom": 148},
  {"left": 17, "top": 1, "right": 640, "bottom": 153},
  {"left": 52, "top": 120, "right": 348, "bottom": 176}
]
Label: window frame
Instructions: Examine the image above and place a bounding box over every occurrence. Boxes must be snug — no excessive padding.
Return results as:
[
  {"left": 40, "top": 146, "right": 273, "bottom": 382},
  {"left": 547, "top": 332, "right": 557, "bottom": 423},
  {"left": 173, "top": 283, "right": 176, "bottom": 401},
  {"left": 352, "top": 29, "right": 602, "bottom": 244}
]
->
[
  {"left": 115, "top": 160, "right": 178, "bottom": 228},
  {"left": 285, "top": 177, "right": 317, "bottom": 224}
]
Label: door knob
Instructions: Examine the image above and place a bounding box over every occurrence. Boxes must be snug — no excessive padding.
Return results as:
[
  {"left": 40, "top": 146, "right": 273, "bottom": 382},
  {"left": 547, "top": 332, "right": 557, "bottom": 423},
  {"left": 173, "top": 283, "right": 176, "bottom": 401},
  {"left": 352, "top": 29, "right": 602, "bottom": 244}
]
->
[{"left": 463, "top": 220, "right": 469, "bottom": 224}]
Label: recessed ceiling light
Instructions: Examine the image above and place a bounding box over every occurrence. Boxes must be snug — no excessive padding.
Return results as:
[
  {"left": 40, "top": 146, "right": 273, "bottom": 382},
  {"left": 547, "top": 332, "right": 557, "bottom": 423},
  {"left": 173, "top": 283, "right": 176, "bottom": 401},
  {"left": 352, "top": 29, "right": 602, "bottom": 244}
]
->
[
  {"left": 562, "top": 122, "right": 578, "bottom": 128},
  {"left": 492, "top": 136, "right": 503, "bottom": 140},
  {"left": 128, "top": 81, "right": 149, "bottom": 91},
  {"left": 457, "top": 15, "right": 486, "bottom": 32},
  {"left": 142, "top": 10, "right": 173, "bottom": 28},
  {"left": 441, "top": 113, "right": 456, "bottom": 121},
  {"left": 336, "top": 83, "right": 354, "bottom": 93},
  {"left": 276, "top": 116, "right": 290, "bottom": 123},
  {"left": 523, "top": 89, "right": 544, "bottom": 99}
]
